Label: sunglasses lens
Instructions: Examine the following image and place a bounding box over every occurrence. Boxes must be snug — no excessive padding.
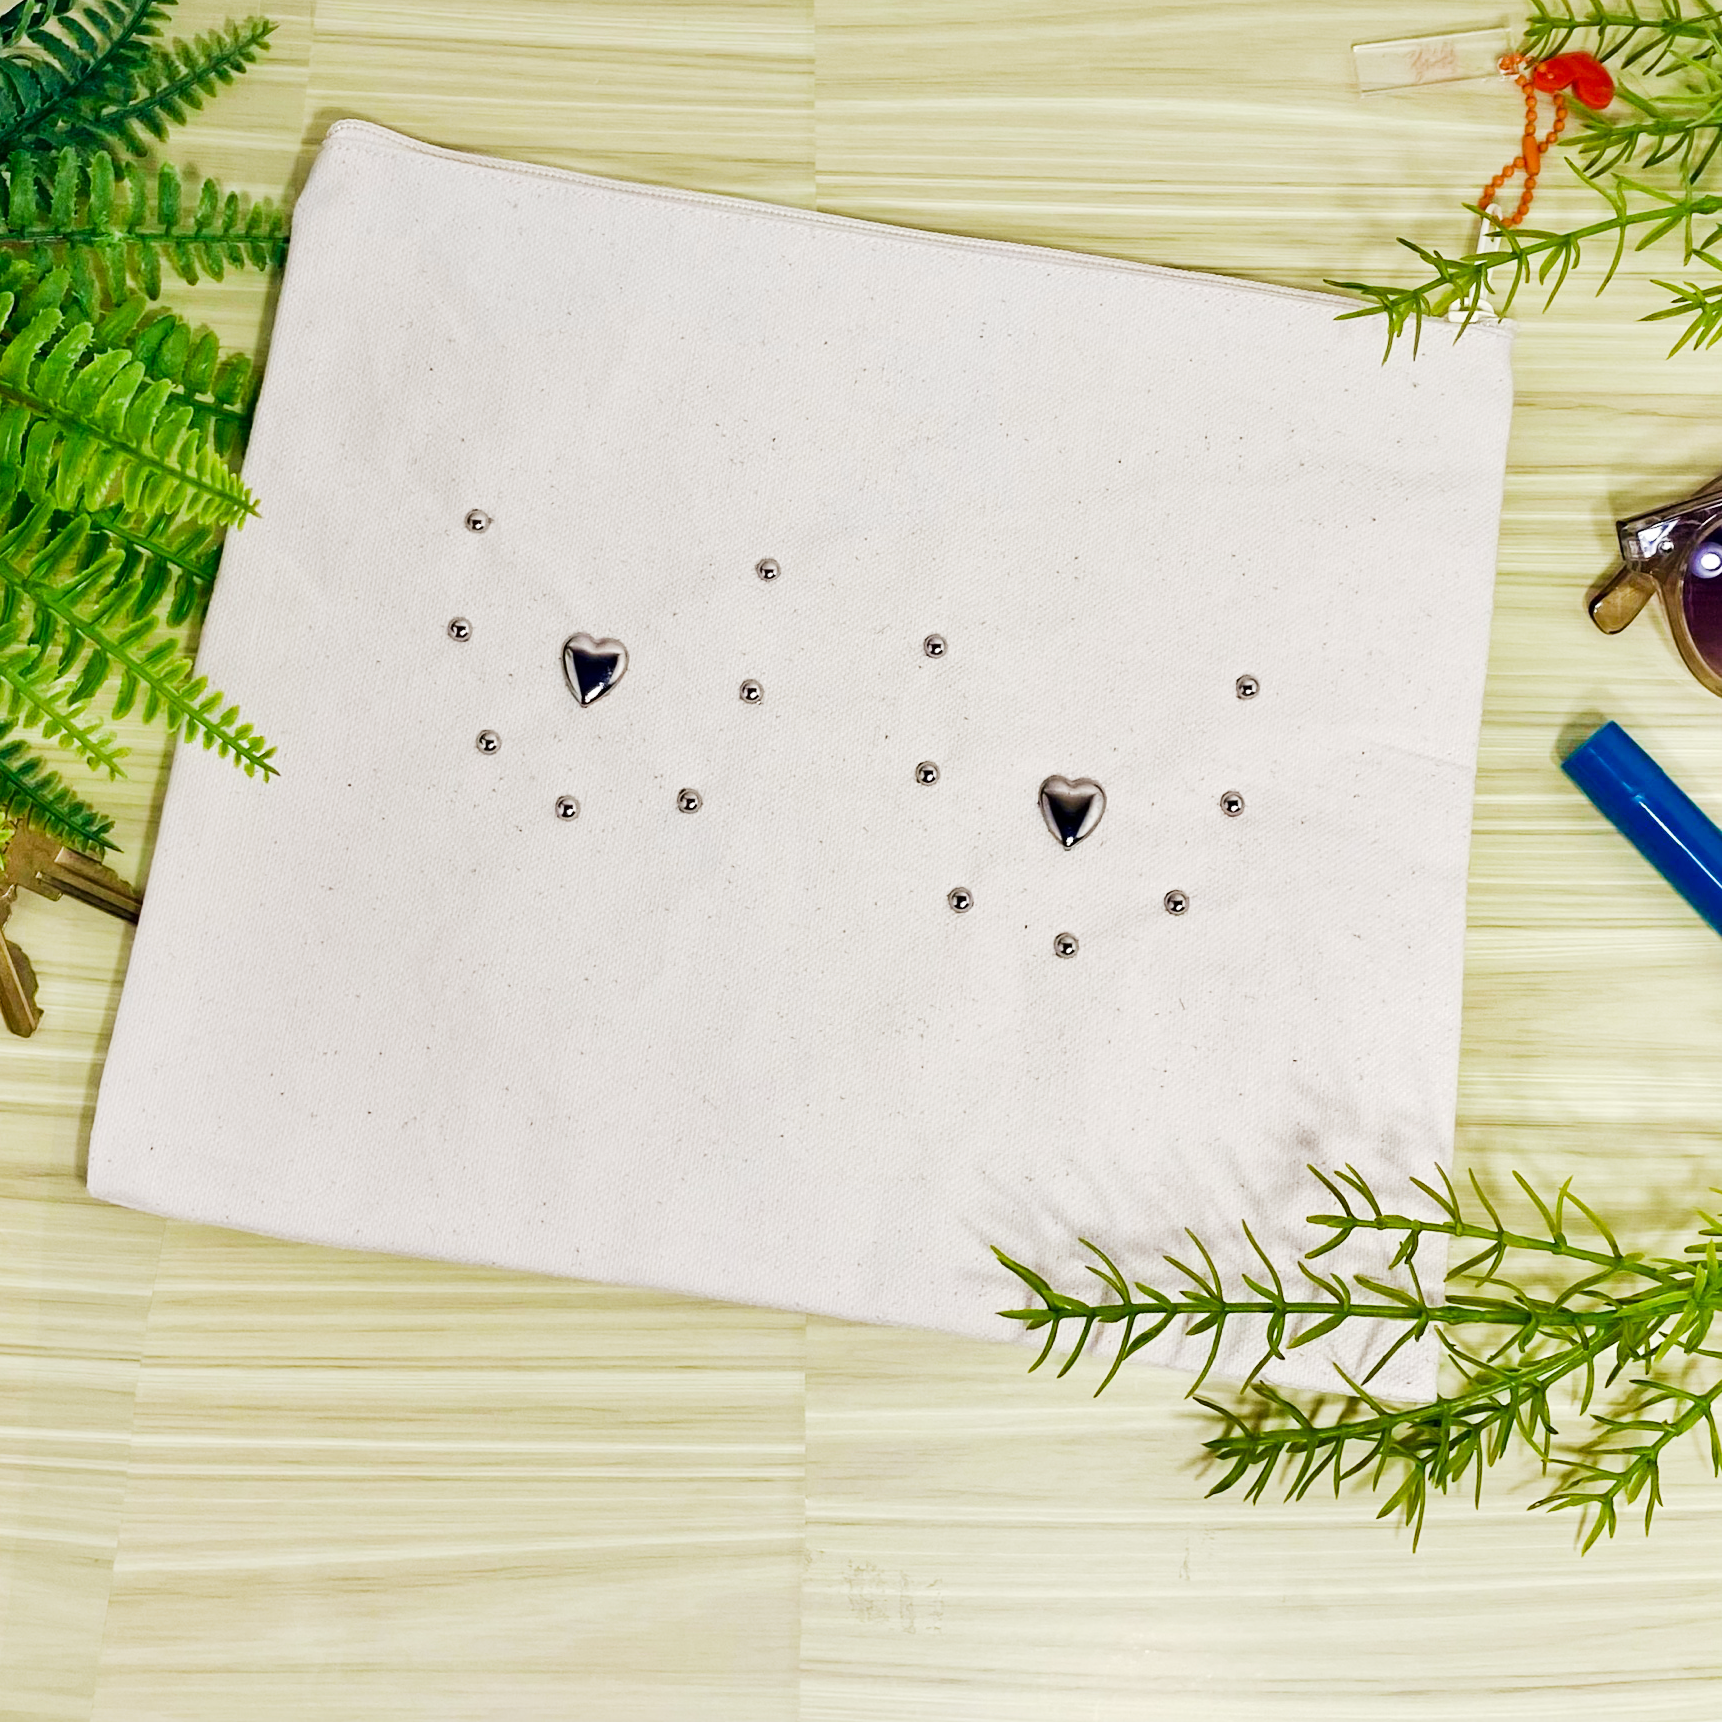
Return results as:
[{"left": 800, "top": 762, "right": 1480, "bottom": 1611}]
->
[{"left": 1684, "top": 533, "right": 1722, "bottom": 671}]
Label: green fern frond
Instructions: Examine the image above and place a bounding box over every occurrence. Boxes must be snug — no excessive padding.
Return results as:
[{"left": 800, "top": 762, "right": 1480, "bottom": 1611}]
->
[
  {"left": 1, "top": 266, "right": 259, "bottom": 464},
  {"left": 0, "top": 635, "right": 127, "bottom": 773},
  {"left": 0, "top": 277, "right": 256, "bottom": 525},
  {"left": 46, "top": 16, "right": 272, "bottom": 155},
  {"left": 0, "top": 501, "right": 273, "bottom": 774},
  {"left": 93, "top": 292, "right": 254, "bottom": 454},
  {"left": 85, "top": 502, "right": 219, "bottom": 625},
  {"left": 0, "top": 3, "right": 284, "bottom": 850},
  {"left": 1, "top": 2, "right": 81, "bottom": 53},
  {"left": 0, "top": 150, "right": 287, "bottom": 305},
  {"left": 0, "top": 711, "right": 114, "bottom": 848},
  {"left": 0, "top": 491, "right": 220, "bottom": 641},
  {"left": 0, "top": 0, "right": 169, "bottom": 157}
]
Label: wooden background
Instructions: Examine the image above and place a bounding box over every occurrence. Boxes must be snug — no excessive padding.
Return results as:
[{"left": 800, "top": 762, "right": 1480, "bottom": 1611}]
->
[{"left": 5, "top": 1, "right": 1722, "bottom": 1716}]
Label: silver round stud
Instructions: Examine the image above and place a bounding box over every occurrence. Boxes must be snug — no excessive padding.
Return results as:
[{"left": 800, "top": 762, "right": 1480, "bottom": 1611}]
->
[
  {"left": 739, "top": 679, "right": 764, "bottom": 704},
  {"left": 464, "top": 509, "right": 492, "bottom": 534},
  {"left": 755, "top": 558, "right": 780, "bottom": 582},
  {"left": 915, "top": 761, "right": 940, "bottom": 785},
  {"left": 447, "top": 616, "right": 472, "bottom": 642},
  {"left": 947, "top": 886, "right": 973, "bottom": 914},
  {"left": 554, "top": 795, "right": 580, "bottom": 821},
  {"left": 923, "top": 634, "right": 947, "bottom": 659},
  {"left": 1053, "top": 932, "right": 1079, "bottom": 959},
  {"left": 1235, "top": 674, "right": 1260, "bottom": 700},
  {"left": 1220, "top": 791, "right": 1245, "bottom": 817},
  {"left": 677, "top": 788, "right": 703, "bottom": 814},
  {"left": 475, "top": 729, "right": 500, "bottom": 754},
  {"left": 1163, "top": 890, "right": 1189, "bottom": 916}
]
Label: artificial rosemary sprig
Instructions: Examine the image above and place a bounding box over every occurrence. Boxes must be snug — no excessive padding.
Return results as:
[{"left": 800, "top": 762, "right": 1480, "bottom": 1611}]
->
[
  {"left": 1340, "top": 1, "right": 1722, "bottom": 353},
  {"left": 996, "top": 1164, "right": 1722, "bottom": 1548},
  {"left": 1332, "top": 170, "right": 1722, "bottom": 350},
  {"left": 1642, "top": 260, "right": 1722, "bottom": 344},
  {"left": 1522, "top": 0, "right": 1722, "bottom": 75},
  {"left": 1565, "top": 60, "right": 1722, "bottom": 178}
]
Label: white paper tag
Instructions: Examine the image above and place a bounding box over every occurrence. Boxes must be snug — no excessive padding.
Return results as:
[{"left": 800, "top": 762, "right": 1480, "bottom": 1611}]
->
[{"left": 1353, "top": 27, "right": 1512, "bottom": 94}]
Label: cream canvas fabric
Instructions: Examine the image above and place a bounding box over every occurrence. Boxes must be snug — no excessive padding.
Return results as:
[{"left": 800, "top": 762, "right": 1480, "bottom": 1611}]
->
[{"left": 86, "top": 121, "right": 1513, "bottom": 1396}]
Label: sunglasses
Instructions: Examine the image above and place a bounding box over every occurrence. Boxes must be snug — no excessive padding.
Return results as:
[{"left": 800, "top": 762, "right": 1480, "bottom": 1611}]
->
[{"left": 1592, "top": 481, "right": 1722, "bottom": 695}]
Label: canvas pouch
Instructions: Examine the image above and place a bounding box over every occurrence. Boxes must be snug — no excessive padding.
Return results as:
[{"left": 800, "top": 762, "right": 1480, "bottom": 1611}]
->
[{"left": 86, "top": 120, "right": 1514, "bottom": 1395}]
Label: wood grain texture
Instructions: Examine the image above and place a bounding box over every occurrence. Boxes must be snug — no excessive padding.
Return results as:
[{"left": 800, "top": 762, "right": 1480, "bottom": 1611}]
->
[
  {"left": 90, "top": 1235, "right": 804, "bottom": 1722},
  {"left": 4, "top": 0, "right": 1722, "bottom": 1716},
  {"left": 802, "top": 1320, "right": 1722, "bottom": 1722}
]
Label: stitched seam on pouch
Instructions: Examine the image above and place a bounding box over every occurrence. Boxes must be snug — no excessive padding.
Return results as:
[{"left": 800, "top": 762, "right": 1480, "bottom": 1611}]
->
[{"left": 316, "top": 123, "right": 1515, "bottom": 341}]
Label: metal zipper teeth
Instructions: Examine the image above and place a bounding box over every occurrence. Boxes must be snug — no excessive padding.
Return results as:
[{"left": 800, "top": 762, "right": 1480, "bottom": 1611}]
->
[{"left": 323, "top": 118, "right": 1511, "bottom": 336}]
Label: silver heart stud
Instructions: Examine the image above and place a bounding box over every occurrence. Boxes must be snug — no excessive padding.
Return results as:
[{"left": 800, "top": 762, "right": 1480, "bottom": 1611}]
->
[
  {"left": 1039, "top": 775, "right": 1106, "bottom": 848},
  {"left": 562, "top": 633, "right": 628, "bottom": 706}
]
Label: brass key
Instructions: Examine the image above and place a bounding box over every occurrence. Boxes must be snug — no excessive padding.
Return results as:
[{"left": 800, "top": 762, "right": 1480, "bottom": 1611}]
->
[
  {"left": 0, "top": 920, "right": 40, "bottom": 1037},
  {"left": 1, "top": 822, "right": 142, "bottom": 921},
  {"left": 0, "top": 820, "right": 143, "bottom": 1038}
]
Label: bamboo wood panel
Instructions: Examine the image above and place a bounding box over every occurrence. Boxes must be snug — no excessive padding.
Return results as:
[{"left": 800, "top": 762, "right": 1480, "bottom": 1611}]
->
[{"left": 3, "top": 1, "right": 1722, "bottom": 1717}]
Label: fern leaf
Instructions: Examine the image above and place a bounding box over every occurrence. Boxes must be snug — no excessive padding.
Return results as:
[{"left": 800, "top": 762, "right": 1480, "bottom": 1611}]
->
[
  {"left": 0, "top": 638, "right": 127, "bottom": 773},
  {"left": 0, "top": 286, "right": 256, "bottom": 524},
  {"left": 2, "top": 5, "right": 82, "bottom": 54},
  {"left": 100, "top": 296, "right": 253, "bottom": 454},
  {"left": 84, "top": 502, "right": 219, "bottom": 625},
  {"left": 0, "top": 1, "right": 169, "bottom": 158},
  {"left": 0, "top": 502, "right": 274, "bottom": 775},
  {"left": 0, "top": 711, "right": 114, "bottom": 848},
  {"left": 0, "top": 148, "right": 287, "bottom": 305},
  {"left": 55, "top": 17, "right": 273, "bottom": 155}
]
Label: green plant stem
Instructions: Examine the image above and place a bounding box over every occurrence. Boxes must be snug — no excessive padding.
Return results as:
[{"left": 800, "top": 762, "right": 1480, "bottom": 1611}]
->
[
  {"left": 1008, "top": 1289, "right": 1685, "bottom": 1336},
  {"left": 1543, "top": 1373, "right": 1722, "bottom": 1543},
  {"left": 1306, "top": 1204, "right": 1640, "bottom": 1274},
  {"left": 1330, "top": 179, "right": 1722, "bottom": 351},
  {"left": 1571, "top": 88, "right": 1722, "bottom": 180},
  {"left": 95, "top": 508, "right": 212, "bottom": 584},
  {"left": 1201, "top": 1334, "right": 1609, "bottom": 1496},
  {"left": 996, "top": 1165, "right": 1722, "bottom": 1547},
  {"left": 6, "top": 216, "right": 286, "bottom": 265}
]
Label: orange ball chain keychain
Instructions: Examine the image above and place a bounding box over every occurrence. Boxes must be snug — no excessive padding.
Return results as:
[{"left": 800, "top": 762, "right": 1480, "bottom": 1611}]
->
[{"left": 1481, "top": 51, "right": 1615, "bottom": 228}]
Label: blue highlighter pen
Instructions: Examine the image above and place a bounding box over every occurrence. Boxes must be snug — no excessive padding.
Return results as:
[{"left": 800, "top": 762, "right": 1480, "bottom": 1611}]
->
[{"left": 1561, "top": 721, "right": 1722, "bottom": 937}]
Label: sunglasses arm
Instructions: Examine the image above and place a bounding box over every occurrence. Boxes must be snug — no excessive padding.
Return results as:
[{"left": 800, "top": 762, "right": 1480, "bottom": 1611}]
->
[{"left": 1589, "top": 563, "right": 1658, "bottom": 634}]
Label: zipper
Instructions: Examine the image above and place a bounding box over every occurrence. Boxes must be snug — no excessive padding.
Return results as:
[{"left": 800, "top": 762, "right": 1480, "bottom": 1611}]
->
[{"left": 322, "top": 118, "right": 1510, "bottom": 336}]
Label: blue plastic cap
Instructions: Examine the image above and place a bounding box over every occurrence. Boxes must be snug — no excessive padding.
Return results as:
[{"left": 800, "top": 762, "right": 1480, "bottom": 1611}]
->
[{"left": 1561, "top": 720, "right": 1722, "bottom": 938}]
